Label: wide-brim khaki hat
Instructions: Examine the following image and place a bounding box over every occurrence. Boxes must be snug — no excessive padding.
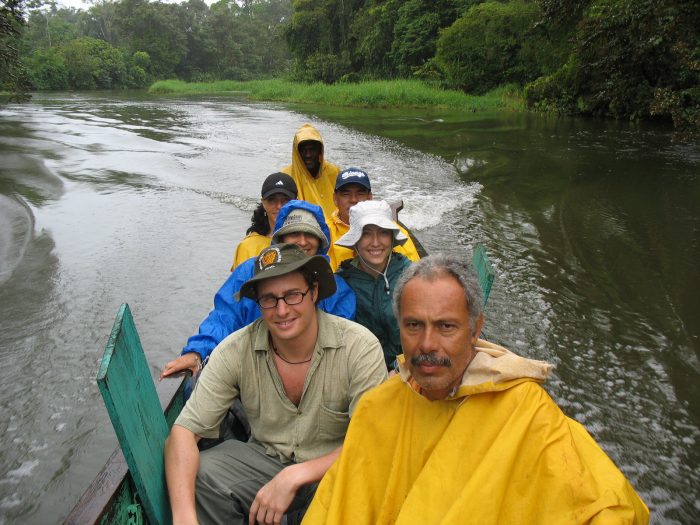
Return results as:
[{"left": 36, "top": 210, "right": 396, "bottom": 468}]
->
[
  {"left": 335, "top": 200, "right": 408, "bottom": 247},
  {"left": 238, "top": 243, "right": 336, "bottom": 302}
]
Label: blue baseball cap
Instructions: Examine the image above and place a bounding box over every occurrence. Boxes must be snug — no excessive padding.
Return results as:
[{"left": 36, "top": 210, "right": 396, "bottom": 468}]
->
[{"left": 335, "top": 168, "right": 372, "bottom": 191}]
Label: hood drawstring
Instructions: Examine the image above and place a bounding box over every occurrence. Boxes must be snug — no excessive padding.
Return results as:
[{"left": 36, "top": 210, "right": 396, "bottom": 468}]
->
[{"left": 356, "top": 249, "right": 393, "bottom": 294}]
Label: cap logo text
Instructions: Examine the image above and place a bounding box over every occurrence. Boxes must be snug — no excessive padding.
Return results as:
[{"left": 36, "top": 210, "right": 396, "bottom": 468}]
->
[
  {"left": 342, "top": 170, "right": 367, "bottom": 180},
  {"left": 284, "top": 212, "right": 308, "bottom": 225}
]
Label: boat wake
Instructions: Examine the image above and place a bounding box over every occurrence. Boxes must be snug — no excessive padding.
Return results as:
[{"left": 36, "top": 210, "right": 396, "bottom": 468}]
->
[{"left": 0, "top": 195, "right": 33, "bottom": 286}]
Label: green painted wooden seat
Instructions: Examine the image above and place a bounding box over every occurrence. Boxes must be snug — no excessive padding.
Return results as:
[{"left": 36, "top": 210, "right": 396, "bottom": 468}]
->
[
  {"left": 472, "top": 244, "right": 496, "bottom": 305},
  {"left": 97, "top": 304, "right": 171, "bottom": 525}
]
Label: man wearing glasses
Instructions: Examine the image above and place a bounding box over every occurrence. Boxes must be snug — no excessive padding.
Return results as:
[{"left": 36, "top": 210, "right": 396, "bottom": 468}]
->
[
  {"left": 159, "top": 200, "right": 354, "bottom": 380},
  {"left": 164, "top": 243, "right": 387, "bottom": 525}
]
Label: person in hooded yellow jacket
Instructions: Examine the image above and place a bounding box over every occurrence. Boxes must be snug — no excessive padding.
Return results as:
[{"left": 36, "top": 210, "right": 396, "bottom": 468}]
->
[
  {"left": 280, "top": 124, "right": 341, "bottom": 221},
  {"left": 303, "top": 254, "right": 649, "bottom": 525}
]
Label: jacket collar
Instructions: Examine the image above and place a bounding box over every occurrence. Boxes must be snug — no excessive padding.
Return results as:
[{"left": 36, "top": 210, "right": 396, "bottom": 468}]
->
[
  {"left": 397, "top": 339, "right": 553, "bottom": 400},
  {"left": 253, "top": 310, "right": 343, "bottom": 355}
]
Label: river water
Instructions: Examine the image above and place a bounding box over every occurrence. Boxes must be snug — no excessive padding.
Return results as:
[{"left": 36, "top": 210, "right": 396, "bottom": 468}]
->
[{"left": 0, "top": 92, "right": 698, "bottom": 524}]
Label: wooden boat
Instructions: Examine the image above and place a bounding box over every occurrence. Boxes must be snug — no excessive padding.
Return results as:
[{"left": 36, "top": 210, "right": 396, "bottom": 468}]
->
[{"left": 64, "top": 205, "right": 494, "bottom": 524}]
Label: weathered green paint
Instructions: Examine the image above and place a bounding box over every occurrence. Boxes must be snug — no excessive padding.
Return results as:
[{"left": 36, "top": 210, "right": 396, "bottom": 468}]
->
[
  {"left": 97, "top": 304, "right": 171, "bottom": 525},
  {"left": 95, "top": 477, "right": 138, "bottom": 525},
  {"left": 472, "top": 245, "right": 495, "bottom": 305},
  {"left": 125, "top": 503, "right": 144, "bottom": 525}
]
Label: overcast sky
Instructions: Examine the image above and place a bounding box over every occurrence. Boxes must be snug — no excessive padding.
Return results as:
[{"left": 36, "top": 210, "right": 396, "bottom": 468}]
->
[
  {"left": 55, "top": 0, "right": 205, "bottom": 9},
  {"left": 55, "top": 0, "right": 91, "bottom": 8}
]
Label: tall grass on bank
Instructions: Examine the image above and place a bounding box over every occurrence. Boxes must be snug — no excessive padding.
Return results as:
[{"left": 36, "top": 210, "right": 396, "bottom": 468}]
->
[{"left": 149, "top": 79, "right": 525, "bottom": 112}]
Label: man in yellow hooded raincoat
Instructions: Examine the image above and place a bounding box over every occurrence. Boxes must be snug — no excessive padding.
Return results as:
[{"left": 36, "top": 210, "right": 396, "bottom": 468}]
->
[
  {"left": 329, "top": 167, "right": 421, "bottom": 270},
  {"left": 303, "top": 254, "right": 649, "bottom": 525},
  {"left": 281, "top": 123, "right": 341, "bottom": 220}
]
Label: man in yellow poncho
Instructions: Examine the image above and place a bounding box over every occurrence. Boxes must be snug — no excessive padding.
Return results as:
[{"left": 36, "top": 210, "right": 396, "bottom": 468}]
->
[
  {"left": 303, "top": 254, "right": 650, "bottom": 525},
  {"left": 329, "top": 167, "right": 421, "bottom": 270},
  {"left": 281, "top": 123, "right": 340, "bottom": 221}
]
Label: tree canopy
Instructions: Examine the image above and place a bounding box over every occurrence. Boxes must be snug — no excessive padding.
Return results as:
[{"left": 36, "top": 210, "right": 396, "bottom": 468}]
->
[
  {"left": 1, "top": 0, "right": 31, "bottom": 100},
  {"left": 7, "top": 0, "right": 699, "bottom": 131},
  {"left": 16, "top": 0, "right": 293, "bottom": 90}
]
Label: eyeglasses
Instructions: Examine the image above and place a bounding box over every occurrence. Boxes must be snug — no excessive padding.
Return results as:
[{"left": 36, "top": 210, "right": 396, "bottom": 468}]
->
[{"left": 256, "top": 287, "right": 312, "bottom": 309}]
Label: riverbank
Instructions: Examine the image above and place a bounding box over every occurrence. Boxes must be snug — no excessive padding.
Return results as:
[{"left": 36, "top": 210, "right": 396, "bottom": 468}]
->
[{"left": 148, "top": 79, "right": 525, "bottom": 112}]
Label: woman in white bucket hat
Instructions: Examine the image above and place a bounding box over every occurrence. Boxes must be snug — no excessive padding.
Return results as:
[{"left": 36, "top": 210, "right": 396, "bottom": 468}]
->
[{"left": 336, "top": 200, "right": 413, "bottom": 370}]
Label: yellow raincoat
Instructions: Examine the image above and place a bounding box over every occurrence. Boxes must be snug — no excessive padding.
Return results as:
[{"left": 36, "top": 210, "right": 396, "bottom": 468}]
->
[
  {"left": 230, "top": 232, "right": 270, "bottom": 271},
  {"left": 303, "top": 340, "right": 649, "bottom": 525},
  {"left": 327, "top": 210, "right": 421, "bottom": 269},
  {"left": 281, "top": 124, "right": 340, "bottom": 220}
]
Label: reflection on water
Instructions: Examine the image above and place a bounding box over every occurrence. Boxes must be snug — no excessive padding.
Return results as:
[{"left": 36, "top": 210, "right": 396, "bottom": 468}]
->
[{"left": 0, "top": 93, "right": 698, "bottom": 523}]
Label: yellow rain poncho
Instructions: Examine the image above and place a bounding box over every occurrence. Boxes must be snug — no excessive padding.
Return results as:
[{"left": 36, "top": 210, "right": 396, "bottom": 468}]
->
[
  {"left": 281, "top": 124, "right": 340, "bottom": 220},
  {"left": 303, "top": 340, "right": 649, "bottom": 525}
]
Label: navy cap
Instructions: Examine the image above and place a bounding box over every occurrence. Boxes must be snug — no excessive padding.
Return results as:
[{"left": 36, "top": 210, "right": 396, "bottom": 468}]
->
[{"left": 335, "top": 168, "right": 372, "bottom": 191}]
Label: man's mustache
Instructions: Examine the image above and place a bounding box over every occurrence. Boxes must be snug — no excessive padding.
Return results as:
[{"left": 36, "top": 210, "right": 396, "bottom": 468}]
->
[{"left": 411, "top": 353, "right": 452, "bottom": 367}]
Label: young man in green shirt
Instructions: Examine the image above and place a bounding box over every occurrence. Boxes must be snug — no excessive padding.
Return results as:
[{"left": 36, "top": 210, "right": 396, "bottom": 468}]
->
[{"left": 164, "top": 243, "right": 386, "bottom": 525}]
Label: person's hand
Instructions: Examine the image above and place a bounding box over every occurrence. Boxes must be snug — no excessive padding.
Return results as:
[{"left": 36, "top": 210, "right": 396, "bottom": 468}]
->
[
  {"left": 248, "top": 466, "right": 301, "bottom": 525},
  {"left": 160, "top": 353, "right": 201, "bottom": 380}
]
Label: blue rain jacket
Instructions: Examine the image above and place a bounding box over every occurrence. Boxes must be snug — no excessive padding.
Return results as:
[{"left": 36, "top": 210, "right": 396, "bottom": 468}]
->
[{"left": 182, "top": 200, "right": 356, "bottom": 362}]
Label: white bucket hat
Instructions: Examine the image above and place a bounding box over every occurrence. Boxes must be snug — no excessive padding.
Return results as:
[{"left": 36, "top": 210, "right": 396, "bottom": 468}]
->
[{"left": 335, "top": 200, "right": 408, "bottom": 247}]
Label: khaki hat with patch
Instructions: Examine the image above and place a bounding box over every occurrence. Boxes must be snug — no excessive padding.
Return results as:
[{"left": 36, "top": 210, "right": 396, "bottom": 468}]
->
[{"left": 238, "top": 243, "right": 336, "bottom": 302}]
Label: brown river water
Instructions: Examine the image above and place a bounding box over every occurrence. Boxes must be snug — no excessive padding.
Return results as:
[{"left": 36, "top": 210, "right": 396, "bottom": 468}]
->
[{"left": 0, "top": 92, "right": 698, "bottom": 523}]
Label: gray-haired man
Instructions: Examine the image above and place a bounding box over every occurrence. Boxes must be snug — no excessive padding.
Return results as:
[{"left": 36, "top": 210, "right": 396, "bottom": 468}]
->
[{"left": 303, "top": 254, "right": 649, "bottom": 524}]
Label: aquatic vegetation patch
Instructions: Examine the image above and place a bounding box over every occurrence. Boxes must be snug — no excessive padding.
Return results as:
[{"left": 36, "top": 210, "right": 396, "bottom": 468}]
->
[{"left": 148, "top": 79, "right": 525, "bottom": 113}]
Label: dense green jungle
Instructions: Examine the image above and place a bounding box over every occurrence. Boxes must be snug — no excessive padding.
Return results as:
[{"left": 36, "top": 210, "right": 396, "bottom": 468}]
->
[{"left": 2, "top": 0, "right": 699, "bottom": 130}]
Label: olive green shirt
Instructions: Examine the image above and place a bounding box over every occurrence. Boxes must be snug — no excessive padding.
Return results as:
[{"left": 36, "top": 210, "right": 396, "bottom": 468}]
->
[{"left": 175, "top": 310, "right": 387, "bottom": 463}]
